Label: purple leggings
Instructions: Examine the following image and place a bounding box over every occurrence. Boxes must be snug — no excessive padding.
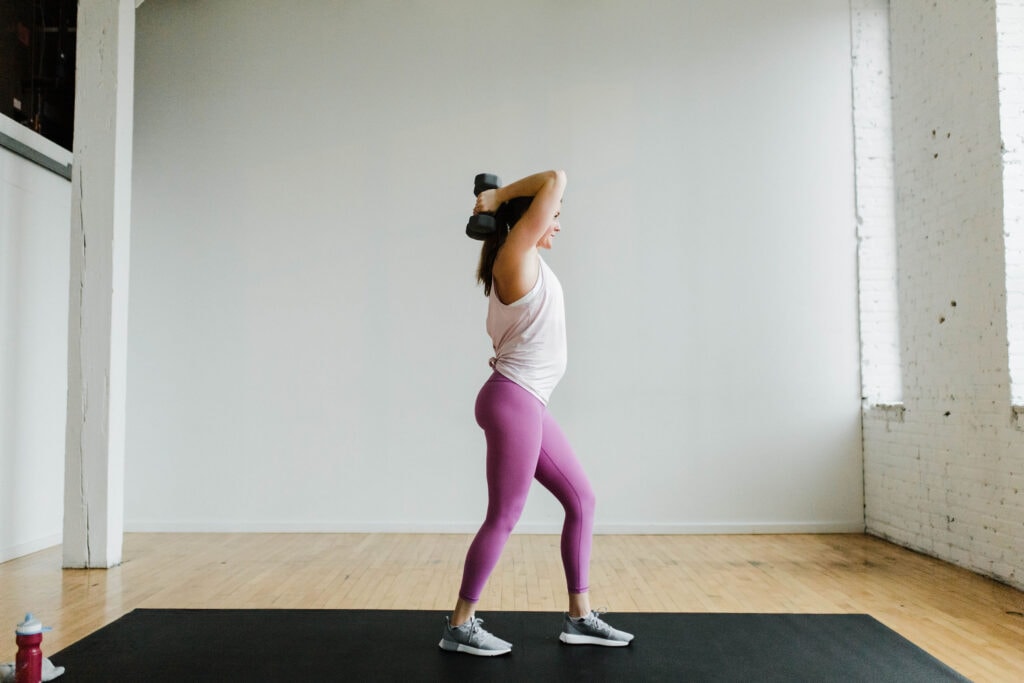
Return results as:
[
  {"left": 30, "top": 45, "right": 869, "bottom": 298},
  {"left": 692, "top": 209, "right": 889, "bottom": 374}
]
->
[{"left": 459, "top": 372, "right": 595, "bottom": 602}]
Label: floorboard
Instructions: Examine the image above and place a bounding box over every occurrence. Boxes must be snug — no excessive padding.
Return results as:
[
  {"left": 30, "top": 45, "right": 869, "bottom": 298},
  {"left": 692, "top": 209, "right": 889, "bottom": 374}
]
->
[{"left": 1, "top": 533, "right": 1021, "bottom": 681}]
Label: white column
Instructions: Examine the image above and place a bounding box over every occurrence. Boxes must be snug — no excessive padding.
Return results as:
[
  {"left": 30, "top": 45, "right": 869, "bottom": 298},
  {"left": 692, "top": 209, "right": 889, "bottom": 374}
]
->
[{"left": 63, "top": 0, "right": 136, "bottom": 568}]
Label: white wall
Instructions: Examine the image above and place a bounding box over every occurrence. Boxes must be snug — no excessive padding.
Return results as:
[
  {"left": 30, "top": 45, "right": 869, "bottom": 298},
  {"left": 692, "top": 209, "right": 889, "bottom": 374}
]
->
[
  {"left": 864, "top": 0, "right": 1024, "bottom": 591},
  {"left": 0, "top": 120, "right": 71, "bottom": 561},
  {"left": 127, "top": 0, "right": 863, "bottom": 533}
]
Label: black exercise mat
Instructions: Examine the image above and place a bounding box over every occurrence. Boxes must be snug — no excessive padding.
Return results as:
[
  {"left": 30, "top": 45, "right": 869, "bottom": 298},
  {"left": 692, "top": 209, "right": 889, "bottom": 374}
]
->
[{"left": 50, "top": 609, "right": 970, "bottom": 682}]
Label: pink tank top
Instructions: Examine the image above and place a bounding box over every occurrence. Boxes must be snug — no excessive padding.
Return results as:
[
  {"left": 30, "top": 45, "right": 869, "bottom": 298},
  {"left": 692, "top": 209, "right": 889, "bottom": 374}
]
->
[{"left": 487, "top": 256, "right": 568, "bottom": 404}]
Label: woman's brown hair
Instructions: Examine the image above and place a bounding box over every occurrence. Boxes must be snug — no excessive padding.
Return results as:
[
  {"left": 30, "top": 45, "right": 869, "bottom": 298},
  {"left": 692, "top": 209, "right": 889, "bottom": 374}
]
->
[{"left": 476, "top": 196, "right": 533, "bottom": 296}]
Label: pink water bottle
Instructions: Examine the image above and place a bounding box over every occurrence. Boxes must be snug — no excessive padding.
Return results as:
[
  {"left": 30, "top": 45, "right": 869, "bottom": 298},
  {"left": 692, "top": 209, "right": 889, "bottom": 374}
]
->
[{"left": 15, "top": 613, "right": 45, "bottom": 683}]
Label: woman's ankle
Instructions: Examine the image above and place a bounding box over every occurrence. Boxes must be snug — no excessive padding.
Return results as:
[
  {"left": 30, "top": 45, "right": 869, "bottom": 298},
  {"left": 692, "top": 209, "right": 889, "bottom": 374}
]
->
[
  {"left": 451, "top": 597, "right": 477, "bottom": 626},
  {"left": 568, "top": 591, "right": 591, "bottom": 618}
]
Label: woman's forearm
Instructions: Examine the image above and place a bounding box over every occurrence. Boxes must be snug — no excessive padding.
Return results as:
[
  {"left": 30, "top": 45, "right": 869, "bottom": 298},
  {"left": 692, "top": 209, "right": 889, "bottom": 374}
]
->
[{"left": 496, "top": 170, "right": 565, "bottom": 204}]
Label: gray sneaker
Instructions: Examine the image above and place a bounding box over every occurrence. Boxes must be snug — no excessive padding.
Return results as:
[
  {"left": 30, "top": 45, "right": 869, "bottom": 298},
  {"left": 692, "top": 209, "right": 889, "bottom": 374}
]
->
[
  {"left": 559, "top": 610, "right": 634, "bottom": 646},
  {"left": 439, "top": 616, "right": 512, "bottom": 656}
]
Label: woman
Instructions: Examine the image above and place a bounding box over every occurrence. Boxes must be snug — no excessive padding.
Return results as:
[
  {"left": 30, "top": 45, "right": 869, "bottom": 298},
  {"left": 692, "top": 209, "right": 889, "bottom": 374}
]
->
[{"left": 439, "top": 170, "right": 634, "bottom": 656}]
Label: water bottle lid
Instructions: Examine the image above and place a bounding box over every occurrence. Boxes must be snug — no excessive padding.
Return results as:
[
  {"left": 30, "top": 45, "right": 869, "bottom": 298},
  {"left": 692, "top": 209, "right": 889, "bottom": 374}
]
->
[{"left": 16, "top": 613, "right": 45, "bottom": 635}]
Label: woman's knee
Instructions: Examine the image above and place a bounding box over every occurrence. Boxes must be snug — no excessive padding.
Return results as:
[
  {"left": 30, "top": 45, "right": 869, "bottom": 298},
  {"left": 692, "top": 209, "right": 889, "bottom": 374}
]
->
[
  {"left": 579, "top": 485, "right": 596, "bottom": 517},
  {"left": 485, "top": 501, "right": 527, "bottom": 536},
  {"left": 564, "top": 485, "right": 595, "bottom": 521}
]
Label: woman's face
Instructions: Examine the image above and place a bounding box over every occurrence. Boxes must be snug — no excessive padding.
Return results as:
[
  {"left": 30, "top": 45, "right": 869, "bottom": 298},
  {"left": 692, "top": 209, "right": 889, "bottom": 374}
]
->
[{"left": 536, "top": 209, "right": 561, "bottom": 250}]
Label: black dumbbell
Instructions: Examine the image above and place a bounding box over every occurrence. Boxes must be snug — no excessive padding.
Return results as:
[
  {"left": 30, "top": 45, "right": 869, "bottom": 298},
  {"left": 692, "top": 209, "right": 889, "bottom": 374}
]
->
[{"left": 466, "top": 173, "right": 501, "bottom": 240}]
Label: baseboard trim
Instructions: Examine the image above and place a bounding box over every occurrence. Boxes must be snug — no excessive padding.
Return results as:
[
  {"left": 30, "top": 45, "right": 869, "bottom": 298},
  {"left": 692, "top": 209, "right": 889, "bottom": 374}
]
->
[
  {"left": 124, "top": 521, "right": 866, "bottom": 535},
  {"left": 1, "top": 533, "right": 62, "bottom": 563}
]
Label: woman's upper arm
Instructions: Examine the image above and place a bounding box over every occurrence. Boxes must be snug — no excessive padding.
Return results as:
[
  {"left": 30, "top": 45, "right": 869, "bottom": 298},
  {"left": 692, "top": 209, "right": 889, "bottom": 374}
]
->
[{"left": 505, "top": 170, "right": 567, "bottom": 251}]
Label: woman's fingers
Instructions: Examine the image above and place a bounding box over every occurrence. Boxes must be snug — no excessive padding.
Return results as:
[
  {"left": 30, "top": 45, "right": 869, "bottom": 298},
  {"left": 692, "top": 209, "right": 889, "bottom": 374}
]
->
[{"left": 475, "top": 189, "right": 498, "bottom": 214}]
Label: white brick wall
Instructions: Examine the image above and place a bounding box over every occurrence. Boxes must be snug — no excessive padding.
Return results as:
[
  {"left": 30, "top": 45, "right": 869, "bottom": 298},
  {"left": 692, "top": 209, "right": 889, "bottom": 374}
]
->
[
  {"left": 1000, "top": 0, "right": 1024, "bottom": 403},
  {"left": 853, "top": 0, "right": 903, "bottom": 405},
  {"left": 862, "top": 0, "right": 1024, "bottom": 591}
]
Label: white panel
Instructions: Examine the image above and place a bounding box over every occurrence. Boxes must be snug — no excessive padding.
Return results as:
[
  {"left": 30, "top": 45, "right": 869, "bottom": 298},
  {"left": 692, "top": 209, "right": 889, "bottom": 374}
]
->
[
  {"left": 128, "top": 0, "right": 863, "bottom": 532},
  {"left": 0, "top": 141, "right": 71, "bottom": 561}
]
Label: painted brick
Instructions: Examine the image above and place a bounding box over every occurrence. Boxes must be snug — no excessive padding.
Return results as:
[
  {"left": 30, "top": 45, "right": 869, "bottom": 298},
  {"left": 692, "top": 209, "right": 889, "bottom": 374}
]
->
[
  {"left": 853, "top": 0, "right": 903, "bottom": 404},
  {"left": 859, "top": 0, "right": 1024, "bottom": 591},
  {"left": 1001, "top": 0, "right": 1024, "bottom": 402}
]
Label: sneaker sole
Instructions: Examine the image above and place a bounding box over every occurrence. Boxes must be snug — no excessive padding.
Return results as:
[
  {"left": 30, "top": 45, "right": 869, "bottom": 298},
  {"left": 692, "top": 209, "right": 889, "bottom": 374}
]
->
[
  {"left": 438, "top": 639, "right": 512, "bottom": 656},
  {"left": 559, "top": 632, "right": 631, "bottom": 647}
]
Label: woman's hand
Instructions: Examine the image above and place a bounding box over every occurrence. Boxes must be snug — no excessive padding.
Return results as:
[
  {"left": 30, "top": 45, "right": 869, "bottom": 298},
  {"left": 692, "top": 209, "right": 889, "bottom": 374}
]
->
[{"left": 474, "top": 188, "right": 501, "bottom": 215}]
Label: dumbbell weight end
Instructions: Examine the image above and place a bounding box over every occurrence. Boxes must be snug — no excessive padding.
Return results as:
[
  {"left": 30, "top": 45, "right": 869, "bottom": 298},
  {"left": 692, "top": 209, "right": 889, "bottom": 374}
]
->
[
  {"left": 474, "top": 173, "right": 501, "bottom": 197},
  {"left": 466, "top": 214, "right": 497, "bottom": 240}
]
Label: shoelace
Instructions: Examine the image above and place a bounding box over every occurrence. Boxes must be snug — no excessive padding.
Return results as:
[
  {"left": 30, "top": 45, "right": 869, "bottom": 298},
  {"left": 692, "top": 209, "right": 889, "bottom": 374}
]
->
[
  {"left": 464, "top": 617, "right": 486, "bottom": 644},
  {"left": 583, "top": 608, "right": 614, "bottom": 636}
]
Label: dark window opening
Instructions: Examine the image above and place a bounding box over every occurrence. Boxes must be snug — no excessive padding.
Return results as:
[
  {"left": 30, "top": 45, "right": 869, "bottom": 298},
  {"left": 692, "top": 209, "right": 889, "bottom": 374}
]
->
[{"left": 1, "top": 0, "right": 77, "bottom": 151}]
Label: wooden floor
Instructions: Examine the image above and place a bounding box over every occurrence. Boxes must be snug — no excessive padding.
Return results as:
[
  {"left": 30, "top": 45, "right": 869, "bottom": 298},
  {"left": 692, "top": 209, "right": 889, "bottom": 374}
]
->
[{"left": 1, "top": 533, "right": 1022, "bottom": 680}]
